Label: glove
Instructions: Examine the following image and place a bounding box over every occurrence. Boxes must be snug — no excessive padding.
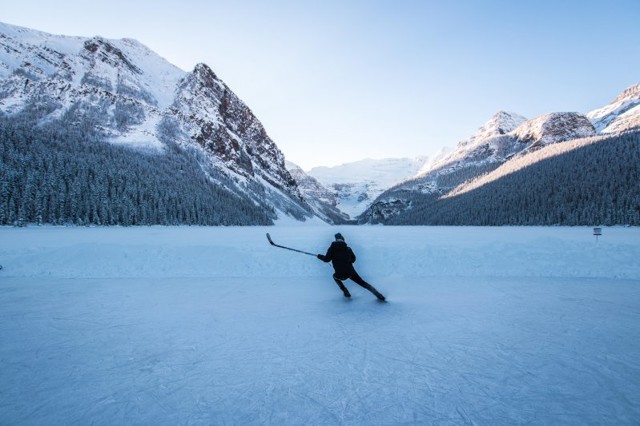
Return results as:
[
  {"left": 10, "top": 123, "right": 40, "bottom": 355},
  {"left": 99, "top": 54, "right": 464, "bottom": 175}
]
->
[{"left": 317, "top": 254, "right": 324, "bottom": 260}]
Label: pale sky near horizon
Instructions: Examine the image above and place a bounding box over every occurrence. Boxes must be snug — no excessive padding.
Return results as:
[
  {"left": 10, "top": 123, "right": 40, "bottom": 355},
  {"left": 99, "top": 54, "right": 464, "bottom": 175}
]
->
[{"left": 2, "top": 0, "right": 640, "bottom": 169}]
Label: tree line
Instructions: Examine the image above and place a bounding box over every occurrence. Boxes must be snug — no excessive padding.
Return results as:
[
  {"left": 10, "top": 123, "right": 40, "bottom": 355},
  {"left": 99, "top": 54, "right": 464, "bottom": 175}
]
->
[
  {"left": 381, "top": 131, "right": 640, "bottom": 226},
  {"left": 0, "top": 114, "right": 273, "bottom": 226}
]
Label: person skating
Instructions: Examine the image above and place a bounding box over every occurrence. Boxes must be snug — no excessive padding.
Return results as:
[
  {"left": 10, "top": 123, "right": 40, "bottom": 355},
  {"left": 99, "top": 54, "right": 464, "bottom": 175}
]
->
[{"left": 317, "top": 233, "right": 386, "bottom": 301}]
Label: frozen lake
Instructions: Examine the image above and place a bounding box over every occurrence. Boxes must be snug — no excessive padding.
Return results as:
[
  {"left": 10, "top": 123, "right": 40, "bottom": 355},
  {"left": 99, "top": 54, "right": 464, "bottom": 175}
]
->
[{"left": 1, "top": 225, "right": 639, "bottom": 424}]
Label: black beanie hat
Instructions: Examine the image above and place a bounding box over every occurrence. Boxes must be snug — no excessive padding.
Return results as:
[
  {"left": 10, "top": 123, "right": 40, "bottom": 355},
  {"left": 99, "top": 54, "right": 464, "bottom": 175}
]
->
[{"left": 335, "top": 233, "right": 344, "bottom": 241}]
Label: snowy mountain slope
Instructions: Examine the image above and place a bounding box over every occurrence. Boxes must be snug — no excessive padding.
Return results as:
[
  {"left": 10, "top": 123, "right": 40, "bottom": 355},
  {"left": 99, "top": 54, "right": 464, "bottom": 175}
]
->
[
  {"left": 399, "top": 130, "right": 640, "bottom": 226},
  {"left": 306, "top": 157, "right": 429, "bottom": 217},
  {"left": 360, "top": 110, "right": 597, "bottom": 223},
  {"left": 378, "top": 111, "right": 528, "bottom": 196},
  {"left": 322, "top": 78, "right": 640, "bottom": 224},
  {"left": 421, "top": 110, "right": 596, "bottom": 179},
  {"left": 445, "top": 132, "right": 608, "bottom": 199},
  {"left": 587, "top": 82, "right": 640, "bottom": 134},
  {"left": 414, "top": 146, "right": 454, "bottom": 176},
  {"left": 0, "top": 21, "right": 311, "bottom": 223},
  {"left": 415, "top": 111, "right": 526, "bottom": 180},
  {"left": 166, "top": 63, "right": 304, "bottom": 205},
  {"left": 512, "top": 112, "right": 595, "bottom": 149},
  {"left": 285, "top": 161, "right": 350, "bottom": 224},
  {"left": 456, "top": 110, "right": 526, "bottom": 149},
  {"left": 0, "top": 23, "right": 183, "bottom": 130}
]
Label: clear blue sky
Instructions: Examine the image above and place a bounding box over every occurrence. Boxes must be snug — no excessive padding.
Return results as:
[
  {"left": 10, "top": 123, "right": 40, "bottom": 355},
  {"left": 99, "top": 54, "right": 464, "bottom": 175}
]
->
[{"left": 2, "top": 0, "right": 639, "bottom": 169}]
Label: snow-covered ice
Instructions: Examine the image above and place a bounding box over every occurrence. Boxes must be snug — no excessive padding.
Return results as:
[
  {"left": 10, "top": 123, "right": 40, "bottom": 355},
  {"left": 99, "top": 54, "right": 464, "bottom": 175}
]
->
[{"left": 1, "top": 225, "right": 639, "bottom": 424}]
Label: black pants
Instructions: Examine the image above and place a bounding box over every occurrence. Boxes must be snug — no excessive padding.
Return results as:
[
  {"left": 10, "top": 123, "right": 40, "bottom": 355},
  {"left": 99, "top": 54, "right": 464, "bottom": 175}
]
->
[{"left": 333, "top": 272, "right": 384, "bottom": 299}]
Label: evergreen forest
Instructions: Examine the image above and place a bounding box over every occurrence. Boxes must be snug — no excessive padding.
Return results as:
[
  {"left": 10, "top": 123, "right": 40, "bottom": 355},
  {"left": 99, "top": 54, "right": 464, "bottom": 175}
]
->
[
  {"left": 385, "top": 132, "right": 640, "bottom": 226},
  {"left": 0, "top": 114, "right": 273, "bottom": 226}
]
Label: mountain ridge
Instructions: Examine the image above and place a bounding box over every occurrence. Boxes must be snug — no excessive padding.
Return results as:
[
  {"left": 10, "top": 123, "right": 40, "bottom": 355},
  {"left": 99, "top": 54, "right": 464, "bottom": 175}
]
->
[
  {"left": 0, "top": 21, "right": 312, "bottom": 225},
  {"left": 2, "top": 21, "right": 638, "bottom": 226},
  {"left": 358, "top": 83, "right": 639, "bottom": 224}
]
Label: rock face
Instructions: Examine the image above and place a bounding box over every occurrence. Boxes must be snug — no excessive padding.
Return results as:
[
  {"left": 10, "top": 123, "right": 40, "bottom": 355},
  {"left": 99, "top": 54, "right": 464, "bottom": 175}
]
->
[
  {"left": 285, "top": 162, "right": 350, "bottom": 224},
  {"left": 169, "top": 63, "right": 300, "bottom": 198},
  {"left": 0, "top": 21, "right": 311, "bottom": 222},
  {"left": 513, "top": 112, "right": 596, "bottom": 150}
]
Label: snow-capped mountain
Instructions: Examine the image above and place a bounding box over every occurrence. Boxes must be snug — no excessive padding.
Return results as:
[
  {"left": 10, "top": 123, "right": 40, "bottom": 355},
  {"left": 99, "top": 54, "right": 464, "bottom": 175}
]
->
[
  {"left": 306, "top": 157, "right": 429, "bottom": 217},
  {"left": 308, "top": 82, "right": 640, "bottom": 224},
  {"left": 414, "top": 111, "right": 527, "bottom": 179},
  {"left": 457, "top": 110, "right": 527, "bottom": 149},
  {"left": 0, "top": 21, "right": 311, "bottom": 223},
  {"left": 285, "top": 162, "right": 350, "bottom": 224},
  {"left": 360, "top": 110, "right": 598, "bottom": 223},
  {"left": 587, "top": 82, "right": 640, "bottom": 134},
  {"left": 513, "top": 112, "right": 596, "bottom": 149}
]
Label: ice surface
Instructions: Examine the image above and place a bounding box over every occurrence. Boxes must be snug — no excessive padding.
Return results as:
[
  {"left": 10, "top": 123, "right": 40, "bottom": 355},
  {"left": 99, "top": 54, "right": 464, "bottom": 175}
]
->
[{"left": 1, "top": 226, "right": 639, "bottom": 424}]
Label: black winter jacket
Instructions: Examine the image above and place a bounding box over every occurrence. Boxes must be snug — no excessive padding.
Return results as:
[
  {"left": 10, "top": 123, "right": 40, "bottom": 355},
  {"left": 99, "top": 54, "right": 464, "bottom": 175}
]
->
[{"left": 318, "top": 241, "right": 356, "bottom": 279}]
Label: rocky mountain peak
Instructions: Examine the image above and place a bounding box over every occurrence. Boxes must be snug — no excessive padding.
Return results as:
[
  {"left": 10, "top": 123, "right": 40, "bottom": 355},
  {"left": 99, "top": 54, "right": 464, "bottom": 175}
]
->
[
  {"left": 587, "top": 83, "right": 640, "bottom": 134},
  {"left": 613, "top": 82, "right": 640, "bottom": 103},
  {"left": 363, "top": 109, "right": 600, "bottom": 223},
  {"left": 83, "top": 36, "right": 141, "bottom": 75},
  {"left": 513, "top": 112, "right": 595, "bottom": 149},
  {"left": 192, "top": 63, "right": 220, "bottom": 87},
  {"left": 458, "top": 110, "right": 526, "bottom": 148},
  {"left": 0, "top": 20, "right": 312, "bottom": 223},
  {"left": 490, "top": 110, "right": 527, "bottom": 132}
]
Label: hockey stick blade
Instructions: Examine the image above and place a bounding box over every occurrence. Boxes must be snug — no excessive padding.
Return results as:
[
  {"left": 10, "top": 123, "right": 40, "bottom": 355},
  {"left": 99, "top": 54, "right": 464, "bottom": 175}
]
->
[{"left": 265, "top": 233, "right": 315, "bottom": 256}]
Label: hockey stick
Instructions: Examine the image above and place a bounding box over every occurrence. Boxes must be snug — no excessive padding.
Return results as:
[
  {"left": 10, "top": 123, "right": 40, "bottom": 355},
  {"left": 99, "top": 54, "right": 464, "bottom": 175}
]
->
[{"left": 266, "top": 233, "right": 316, "bottom": 256}]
